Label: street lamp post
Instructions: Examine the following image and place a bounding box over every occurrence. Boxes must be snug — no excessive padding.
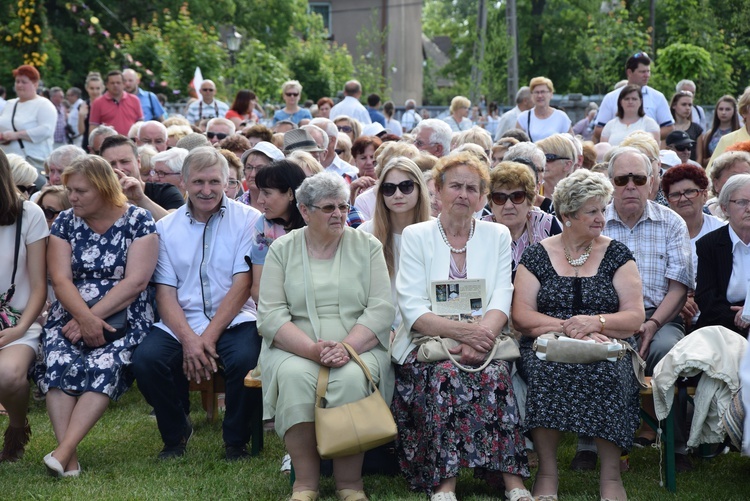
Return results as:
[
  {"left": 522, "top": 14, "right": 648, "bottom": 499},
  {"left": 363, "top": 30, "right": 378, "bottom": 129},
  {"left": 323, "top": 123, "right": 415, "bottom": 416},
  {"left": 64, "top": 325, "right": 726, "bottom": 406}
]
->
[{"left": 224, "top": 26, "right": 242, "bottom": 94}]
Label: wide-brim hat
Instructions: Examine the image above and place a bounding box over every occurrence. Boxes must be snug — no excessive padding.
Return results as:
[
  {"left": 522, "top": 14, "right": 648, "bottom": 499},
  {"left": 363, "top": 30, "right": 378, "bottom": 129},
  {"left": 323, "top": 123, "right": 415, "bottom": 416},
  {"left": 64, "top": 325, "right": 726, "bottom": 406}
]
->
[{"left": 283, "top": 128, "right": 325, "bottom": 153}]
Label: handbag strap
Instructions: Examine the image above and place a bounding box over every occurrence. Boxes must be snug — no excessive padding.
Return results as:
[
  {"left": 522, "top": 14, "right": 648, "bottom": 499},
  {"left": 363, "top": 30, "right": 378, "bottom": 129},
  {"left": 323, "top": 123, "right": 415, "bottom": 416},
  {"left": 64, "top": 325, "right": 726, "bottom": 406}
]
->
[
  {"left": 442, "top": 336, "right": 499, "bottom": 373},
  {"left": 315, "top": 342, "right": 378, "bottom": 408},
  {"left": 9, "top": 202, "right": 23, "bottom": 286},
  {"left": 526, "top": 110, "right": 533, "bottom": 142},
  {"left": 11, "top": 100, "right": 25, "bottom": 150}
]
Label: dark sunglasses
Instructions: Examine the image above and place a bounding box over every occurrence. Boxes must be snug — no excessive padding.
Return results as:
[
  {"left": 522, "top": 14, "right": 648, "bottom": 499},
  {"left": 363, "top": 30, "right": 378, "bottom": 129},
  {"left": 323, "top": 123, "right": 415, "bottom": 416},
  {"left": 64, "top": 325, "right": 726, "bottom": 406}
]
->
[
  {"left": 674, "top": 144, "right": 692, "bottom": 152},
  {"left": 311, "top": 202, "right": 350, "bottom": 214},
  {"left": 335, "top": 149, "right": 344, "bottom": 155},
  {"left": 200, "top": 88, "right": 215, "bottom": 92},
  {"left": 207, "top": 132, "right": 228, "bottom": 140},
  {"left": 633, "top": 51, "right": 650, "bottom": 59},
  {"left": 16, "top": 185, "right": 36, "bottom": 195},
  {"left": 544, "top": 153, "right": 570, "bottom": 162},
  {"left": 380, "top": 180, "right": 415, "bottom": 197},
  {"left": 491, "top": 191, "right": 526, "bottom": 206},
  {"left": 612, "top": 173, "right": 648, "bottom": 187},
  {"left": 285, "top": 92, "right": 299, "bottom": 97},
  {"left": 43, "top": 206, "right": 63, "bottom": 221},
  {"left": 666, "top": 188, "right": 703, "bottom": 203},
  {"left": 338, "top": 125, "right": 353, "bottom": 133}
]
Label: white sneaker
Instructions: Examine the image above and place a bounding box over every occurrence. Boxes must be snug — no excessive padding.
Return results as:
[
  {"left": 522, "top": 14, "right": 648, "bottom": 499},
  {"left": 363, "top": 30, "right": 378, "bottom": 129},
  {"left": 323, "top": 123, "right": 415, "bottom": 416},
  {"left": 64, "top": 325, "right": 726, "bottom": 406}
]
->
[
  {"left": 430, "top": 492, "right": 457, "bottom": 501},
  {"left": 280, "top": 453, "right": 292, "bottom": 474}
]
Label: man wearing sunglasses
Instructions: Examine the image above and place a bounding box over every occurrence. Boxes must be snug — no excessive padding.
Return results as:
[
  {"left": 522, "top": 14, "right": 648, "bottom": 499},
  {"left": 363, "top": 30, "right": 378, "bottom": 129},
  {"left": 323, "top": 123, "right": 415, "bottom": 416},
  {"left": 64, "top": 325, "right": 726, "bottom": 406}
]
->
[
  {"left": 666, "top": 130, "right": 701, "bottom": 168},
  {"left": 593, "top": 52, "right": 673, "bottom": 144},
  {"left": 185, "top": 80, "right": 229, "bottom": 125},
  {"left": 600, "top": 146, "right": 694, "bottom": 471},
  {"left": 329, "top": 80, "right": 372, "bottom": 125},
  {"left": 205, "top": 117, "right": 236, "bottom": 145}
]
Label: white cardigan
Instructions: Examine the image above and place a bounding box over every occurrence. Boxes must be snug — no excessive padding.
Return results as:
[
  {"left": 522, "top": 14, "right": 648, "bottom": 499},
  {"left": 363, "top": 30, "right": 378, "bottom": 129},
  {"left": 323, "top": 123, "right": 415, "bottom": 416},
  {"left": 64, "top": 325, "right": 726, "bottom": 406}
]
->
[{"left": 391, "top": 219, "right": 513, "bottom": 364}]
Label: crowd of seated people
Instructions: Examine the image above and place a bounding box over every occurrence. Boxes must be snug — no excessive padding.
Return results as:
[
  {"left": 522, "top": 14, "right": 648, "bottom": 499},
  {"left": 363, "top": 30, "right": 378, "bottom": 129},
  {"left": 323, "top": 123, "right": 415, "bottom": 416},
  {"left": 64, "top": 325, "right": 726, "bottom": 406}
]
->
[{"left": 3, "top": 56, "right": 750, "bottom": 501}]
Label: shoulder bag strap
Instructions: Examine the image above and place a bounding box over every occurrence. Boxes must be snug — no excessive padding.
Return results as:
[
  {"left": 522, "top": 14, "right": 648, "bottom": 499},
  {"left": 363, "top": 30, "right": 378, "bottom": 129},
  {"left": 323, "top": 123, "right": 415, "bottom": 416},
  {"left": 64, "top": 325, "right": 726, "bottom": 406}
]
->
[
  {"left": 315, "top": 342, "right": 379, "bottom": 408},
  {"left": 11, "top": 101, "right": 25, "bottom": 150},
  {"left": 441, "top": 337, "right": 498, "bottom": 373},
  {"left": 526, "top": 110, "right": 533, "bottom": 142},
  {"left": 9, "top": 202, "right": 24, "bottom": 286},
  {"left": 148, "top": 92, "right": 157, "bottom": 115}
]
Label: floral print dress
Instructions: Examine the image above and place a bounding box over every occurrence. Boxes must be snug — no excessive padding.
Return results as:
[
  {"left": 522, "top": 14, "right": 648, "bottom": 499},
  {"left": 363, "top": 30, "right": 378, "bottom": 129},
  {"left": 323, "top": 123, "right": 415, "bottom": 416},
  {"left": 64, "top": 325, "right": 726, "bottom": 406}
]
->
[{"left": 34, "top": 206, "right": 156, "bottom": 400}]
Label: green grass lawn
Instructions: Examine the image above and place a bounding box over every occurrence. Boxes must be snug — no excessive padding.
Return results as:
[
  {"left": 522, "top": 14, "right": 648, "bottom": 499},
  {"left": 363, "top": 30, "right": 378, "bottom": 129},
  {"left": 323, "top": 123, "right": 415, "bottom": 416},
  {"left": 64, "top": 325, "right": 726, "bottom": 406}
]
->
[{"left": 2, "top": 386, "right": 749, "bottom": 500}]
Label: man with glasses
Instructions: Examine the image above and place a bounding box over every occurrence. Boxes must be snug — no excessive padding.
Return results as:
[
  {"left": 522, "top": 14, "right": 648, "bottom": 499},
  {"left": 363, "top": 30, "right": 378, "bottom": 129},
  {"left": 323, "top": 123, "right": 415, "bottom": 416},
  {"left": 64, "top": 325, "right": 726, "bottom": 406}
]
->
[
  {"left": 593, "top": 52, "right": 674, "bottom": 143},
  {"left": 186, "top": 80, "right": 229, "bottom": 126},
  {"left": 412, "top": 119, "right": 452, "bottom": 158},
  {"left": 666, "top": 130, "right": 701, "bottom": 167},
  {"left": 310, "top": 117, "right": 359, "bottom": 180},
  {"left": 205, "top": 117, "right": 235, "bottom": 145},
  {"left": 329, "top": 80, "right": 372, "bottom": 125},
  {"left": 100, "top": 135, "right": 184, "bottom": 221},
  {"left": 89, "top": 70, "right": 144, "bottom": 136},
  {"left": 151, "top": 147, "right": 189, "bottom": 189},
  {"left": 137, "top": 120, "right": 168, "bottom": 152},
  {"left": 596, "top": 146, "right": 694, "bottom": 471}
]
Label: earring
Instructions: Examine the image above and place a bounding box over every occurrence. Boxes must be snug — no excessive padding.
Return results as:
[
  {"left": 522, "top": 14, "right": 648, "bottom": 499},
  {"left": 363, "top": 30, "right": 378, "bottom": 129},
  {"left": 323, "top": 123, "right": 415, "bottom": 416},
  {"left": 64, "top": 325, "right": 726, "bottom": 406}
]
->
[{"left": 565, "top": 220, "right": 571, "bottom": 227}]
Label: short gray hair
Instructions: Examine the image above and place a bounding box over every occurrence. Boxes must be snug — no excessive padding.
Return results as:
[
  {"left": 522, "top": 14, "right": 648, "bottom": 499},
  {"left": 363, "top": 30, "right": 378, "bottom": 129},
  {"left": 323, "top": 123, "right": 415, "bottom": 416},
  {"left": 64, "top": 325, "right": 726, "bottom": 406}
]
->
[
  {"left": 296, "top": 171, "right": 349, "bottom": 208},
  {"left": 676, "top": 79, "right": 696, "bottom": 92},
  {"left": 302, "top": 125, "right": 329, "bottom": 150},
  {"left": 206, "top": 117, "right": 236, "bottom": 135},
  {"left": 182, "top": 146, "right": 228, "bottom": 183},
  {"left": 516, "top": 86, "right": 531, "bottom": 104},
  {"left": 607, "top": 146, "right": 652, "bottom": 178},
  {"left": 553, "top": 169, "right": 613, "bottom": 218},
  {"left": 504, "top": 141, "right": 546, "bottom": 173},
  {"left": 718, "top": 174, "right": 750, "bottom": 214},
  {"left": 138, "top": 120, "right": 168, "bottom": 140},
  {"left": 153, "top": 147, "right": 189, "bottom": 174},
  {"left": 89, "top": 125, "right": 117, "bottom": 149},
  {"left": 46, "top": 144, "right": 87, "bottom": 171},
  {"left": 310, "top": 117, "right": 338, "bottom": 139},
  {"left": 414, "top": 119, "right": 452, "bottom": 154}
]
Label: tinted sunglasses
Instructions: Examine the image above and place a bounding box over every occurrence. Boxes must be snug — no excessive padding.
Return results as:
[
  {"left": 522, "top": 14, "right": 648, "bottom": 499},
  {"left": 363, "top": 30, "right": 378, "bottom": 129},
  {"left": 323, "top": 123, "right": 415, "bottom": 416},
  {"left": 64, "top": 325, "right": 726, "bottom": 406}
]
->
[
  {"left": 612, "top": 173, "right": 648, "bottom": 186},
  {"left": 311, "top": 203, "right": 350, "bottom": 214},
  {"left": 491, "top": 191, "right": 526, "bottom": 205},
  {"left": 285, "top": 92, "right": 299, "bottom": 97},
  {"left": 207, "top": 132, "right": 228, "bottom": 140},
  {"left": 43, "top": 206, "right": 63, "bottom": 221},
  {"left": 380, "top": 180, "right": 415, "bottom": 197},
  {"left": 674, "top": 144, "right": 692, "bottom": 152},
  {"left": 16, "top": 185, "right": 36, "bottom": 195},
  {"left": 335, "top": 149, "right": 344, "bottom": 155},
  {"left": 338, "top": 125, "right": 353, "bottom": 133},
  {"left": 545, "top": 153, "right": 570, "bottom": 162},
  {"left": 633, "top": 51, "right": 649, "bottom": 59}
]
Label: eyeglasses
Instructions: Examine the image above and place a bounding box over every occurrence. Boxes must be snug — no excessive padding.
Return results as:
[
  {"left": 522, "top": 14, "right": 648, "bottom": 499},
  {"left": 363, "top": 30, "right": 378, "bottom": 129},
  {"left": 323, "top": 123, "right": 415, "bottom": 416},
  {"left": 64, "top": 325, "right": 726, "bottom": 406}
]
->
[
  {"left": 311, "top": 202, "right": 350, "bottom": 214},
  {"left": 491, "top": 191, "right": 527, "bottom": 206},
  {"left": 207, "top": 132, "right": 228, "bottom": 140},
  {"left": 200, "top": 88, "right": 215, "bottom": 92},
  {"left": 612, "top": 173, "right": 649, "bottom": 186},
  {"left": 674, "top": 144, "right": 692, "bottom": 152},
  {"left": 545, "top": 153, "right": 570, "bottom": 162},
  {"left": 16, "top": 185, "right": 36, "bottom": 195},
  {"left": 381, "top": 180, "right": 415, "bottom": 197},
  {"left": 227, "top": 179, "right": 240, "bottom": 187},
  {"left": 43, "top": 206, "right": 63, "bottom": 221},
  {"left": 729, "top": 199, "right": 750, "bottom": 209},
  {"left": 666, "top": 188, "right": 704, "bottom": 202},
  {"left": 335, "top": 149, "right": 344, "bottom": 155},
  {"left": 244, "top": 164, "right": 265, "bottom": 174},
  {"left": 532, "top": 90, "right": 550, "bottom": 96},
  {"left": 285, "top": 92, "right": 299, "bottom": 97},
  {"left": 414, "top": 139, "right": 437, "bottom": 149},
  {"left": 150, "top": 169, "right": 181, "bottom": 179},
  {"left": 337, "top": 125, "right": 353, "bottom": 133}
]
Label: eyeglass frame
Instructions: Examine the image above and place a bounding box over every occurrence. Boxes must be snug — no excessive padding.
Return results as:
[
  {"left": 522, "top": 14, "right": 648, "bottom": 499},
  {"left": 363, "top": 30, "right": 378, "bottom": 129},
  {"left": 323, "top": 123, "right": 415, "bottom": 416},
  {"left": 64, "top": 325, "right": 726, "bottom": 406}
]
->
[
  {"left": 310, "top": 202, "right": 350, "bottom": 214},
  {"left": 380, "top": 180, "right": 416, "bottom": 197},
  {"left": 491, "top": 190, "right": 527, "bottom": 206},
  {"left": 666, "top": 188, "right": 704, "bottom": 203},
  {"left": 612, "top": 173, "right": 649, "bottom": 187}
]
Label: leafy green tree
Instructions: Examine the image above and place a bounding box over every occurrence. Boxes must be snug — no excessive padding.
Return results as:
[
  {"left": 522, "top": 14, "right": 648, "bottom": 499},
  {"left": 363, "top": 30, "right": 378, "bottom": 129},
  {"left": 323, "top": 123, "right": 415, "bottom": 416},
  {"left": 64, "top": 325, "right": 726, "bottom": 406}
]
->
[
  {"left": 225, "top": 38, "right": 289, "bottom": 103},
  {"left": 353, "top": 11, "right": 391, "bottom": 100}
]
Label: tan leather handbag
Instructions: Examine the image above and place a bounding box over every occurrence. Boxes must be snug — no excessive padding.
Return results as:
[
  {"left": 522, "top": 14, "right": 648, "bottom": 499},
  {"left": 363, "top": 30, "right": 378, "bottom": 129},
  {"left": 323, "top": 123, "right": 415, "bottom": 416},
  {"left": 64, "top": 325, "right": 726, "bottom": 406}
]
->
[
  {"left": 314, "top": 343, "right": 397, "bottom": 459},
  {"left": 415, "top": 334, "right": 520, "bottom": 372}
]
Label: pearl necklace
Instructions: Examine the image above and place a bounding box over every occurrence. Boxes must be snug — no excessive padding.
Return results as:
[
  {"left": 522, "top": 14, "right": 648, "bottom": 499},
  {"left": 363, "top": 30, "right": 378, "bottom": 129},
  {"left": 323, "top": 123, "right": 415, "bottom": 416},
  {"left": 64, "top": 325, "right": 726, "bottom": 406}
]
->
[
  {"left": 564, "top": 241, "right": 593, "bottom": 276},
  {"left": 437, "top": 215, "right": 475, "bottom": 254}
]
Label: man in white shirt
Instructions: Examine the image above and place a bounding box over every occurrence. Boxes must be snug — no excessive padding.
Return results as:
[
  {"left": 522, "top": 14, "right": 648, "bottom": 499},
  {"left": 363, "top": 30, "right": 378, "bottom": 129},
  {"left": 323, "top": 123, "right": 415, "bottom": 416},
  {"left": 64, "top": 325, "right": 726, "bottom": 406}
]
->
[
  {"left": 593, "top": 52, "right": 674, "bottom": 143},
  {"left": 495, "top": 87, "right": 532, "bottom": 140},
  {"left": 65, "top": 87, "right": 85, "bottom": 147},
  {"left": 329, "top": 80, "right": 372, "bottom": 125},
  {"left": 133, "top": 147, "right": 262, "bottom": 461},
  {"left": 401, "top": 99, "right": 422, "bottom": 133},
  {"left": 186, "top": 80, "right": 229, "bottom": 125}
]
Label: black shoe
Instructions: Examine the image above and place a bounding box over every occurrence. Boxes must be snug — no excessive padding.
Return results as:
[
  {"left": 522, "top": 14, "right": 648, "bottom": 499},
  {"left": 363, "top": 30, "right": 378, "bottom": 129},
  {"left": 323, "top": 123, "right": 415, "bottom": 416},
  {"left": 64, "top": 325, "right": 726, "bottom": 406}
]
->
[
  {"left": 569, "top": 450, "right": 597, "bottom": 471},
  {"left": 675, "top": 453, "right": 693, "bottom": 472},
  {"left": 633, "top": 436, "right": 655, "bottom": 448},
  {"left": 225, "top": 444, "right": 251, "bottom": 461},
  {"left": 158, "top": 419, "right": 193, "bottom": 460}
]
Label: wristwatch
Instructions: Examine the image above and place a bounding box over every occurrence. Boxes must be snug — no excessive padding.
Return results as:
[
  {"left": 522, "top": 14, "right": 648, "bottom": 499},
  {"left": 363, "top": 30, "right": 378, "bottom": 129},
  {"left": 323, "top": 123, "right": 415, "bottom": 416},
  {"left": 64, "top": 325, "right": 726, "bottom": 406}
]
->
[{"left": 598, "top": 315, "right": 606, "bottom": 333}]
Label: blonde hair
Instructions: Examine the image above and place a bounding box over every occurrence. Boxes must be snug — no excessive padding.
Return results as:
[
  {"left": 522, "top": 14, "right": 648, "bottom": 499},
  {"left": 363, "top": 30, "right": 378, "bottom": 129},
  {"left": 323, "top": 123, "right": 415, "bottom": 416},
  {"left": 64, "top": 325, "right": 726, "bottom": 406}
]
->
[
  {"left": 374, "top": 141, "right": 420, "bottom": 178},
  {"left": 6, "top": 154, "right": 39, "bottom": 187},
  {"left": 433, "top": 151, "right": 490, "bottom": 195},
  {"left": 449, "top": 95, "right": 471, "bottom": 115},
  {"left": 163, "top": 116, "right": 191, "bottom": 128},
  {"left": 454, "top": 126, "right": 492, "bottom": 152},
  {"left": 334, "top": 116, "right": 362, "bottom": 139},
  {"left": 281, "top": 80, "right": 302, "bottom": 95},
  {"left": 413, "top": 153, "right": 439, "bottom": 172},
  {"left": 62, "top": 156, "right": 128, "bottom": 207},
  {"left": 739, "top": 87, "right": 750, "bottom": 118},
  {"left": 619, "top": 130, "right": 660, "bottom": 161},
  {"left": 336, "top": 132, "right": 354, "bottom": 164},
  {"left": 37, "top": 185, "right": 71, "bottom": 211},
  {"left": 536, "top": 134, "right": 577, "bottom": 164},
  {"left": 288, "top": 150, "right": 324, "bottom": 175},
  {"left": 529, "top": 76, "right": 554, "bottom": 93},
  {"left": 373, "top": 157, "right": 431, "bottom": 276}
]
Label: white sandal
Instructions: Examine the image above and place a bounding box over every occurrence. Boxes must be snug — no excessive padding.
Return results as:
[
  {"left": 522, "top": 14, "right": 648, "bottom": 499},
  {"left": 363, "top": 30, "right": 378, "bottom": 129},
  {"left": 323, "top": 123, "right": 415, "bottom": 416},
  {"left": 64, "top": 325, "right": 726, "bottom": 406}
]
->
[{"left": 506, "top": 488, "right": 533, "bottom": 501}]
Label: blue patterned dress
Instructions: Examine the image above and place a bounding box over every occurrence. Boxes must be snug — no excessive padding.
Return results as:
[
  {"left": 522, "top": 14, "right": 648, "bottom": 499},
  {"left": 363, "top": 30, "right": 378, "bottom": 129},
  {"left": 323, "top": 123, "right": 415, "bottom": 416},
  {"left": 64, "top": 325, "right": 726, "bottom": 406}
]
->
[{"left": 34, "top": 205, "right": 156, "bottom": 400}]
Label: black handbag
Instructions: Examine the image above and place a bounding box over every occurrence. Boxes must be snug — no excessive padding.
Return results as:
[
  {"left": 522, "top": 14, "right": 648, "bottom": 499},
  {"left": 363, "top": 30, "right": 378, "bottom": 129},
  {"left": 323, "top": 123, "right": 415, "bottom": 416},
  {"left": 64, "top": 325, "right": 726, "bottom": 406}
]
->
[{"left": 85, "top": 296, "right": 128, "bottom": 344}]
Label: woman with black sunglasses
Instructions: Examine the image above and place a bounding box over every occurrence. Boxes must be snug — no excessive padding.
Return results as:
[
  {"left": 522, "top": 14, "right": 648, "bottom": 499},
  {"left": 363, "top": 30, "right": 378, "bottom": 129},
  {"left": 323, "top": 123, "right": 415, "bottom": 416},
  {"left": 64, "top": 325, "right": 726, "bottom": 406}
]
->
[
  {"left": 485, "top": 162, "right": 561, "bottom": 281},
  {"left": 272, "top": 80, "right": 312, "bottom": 126},
  {"left": 0, "top": 151, "right": 48, "bottom": 462}
]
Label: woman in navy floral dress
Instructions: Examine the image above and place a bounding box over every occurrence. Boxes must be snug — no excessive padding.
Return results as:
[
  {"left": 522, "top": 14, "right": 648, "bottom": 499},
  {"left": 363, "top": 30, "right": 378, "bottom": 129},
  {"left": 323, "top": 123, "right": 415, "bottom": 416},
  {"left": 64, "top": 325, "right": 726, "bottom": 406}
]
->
[{"left": 34, "top": 156, "right": 158, "bottom": 477}]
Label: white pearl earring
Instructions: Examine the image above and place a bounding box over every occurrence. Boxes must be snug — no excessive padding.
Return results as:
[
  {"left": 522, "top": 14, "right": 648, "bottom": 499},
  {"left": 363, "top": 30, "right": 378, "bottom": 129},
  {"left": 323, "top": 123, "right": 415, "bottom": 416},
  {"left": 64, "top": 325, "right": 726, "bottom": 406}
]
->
[{"left": 565, "top": 220, "right": 571, "bottom": 227}]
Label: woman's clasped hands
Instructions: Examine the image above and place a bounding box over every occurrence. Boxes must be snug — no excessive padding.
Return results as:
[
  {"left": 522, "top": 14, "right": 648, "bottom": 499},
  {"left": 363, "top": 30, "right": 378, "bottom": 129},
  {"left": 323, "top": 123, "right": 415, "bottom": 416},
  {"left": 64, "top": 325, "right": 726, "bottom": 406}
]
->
[
  {"left": 316, "top": 339, "right": 350, "bottom": 368},
  {"left": 562, "top": 315, "right": 609, "bottom": 343}
]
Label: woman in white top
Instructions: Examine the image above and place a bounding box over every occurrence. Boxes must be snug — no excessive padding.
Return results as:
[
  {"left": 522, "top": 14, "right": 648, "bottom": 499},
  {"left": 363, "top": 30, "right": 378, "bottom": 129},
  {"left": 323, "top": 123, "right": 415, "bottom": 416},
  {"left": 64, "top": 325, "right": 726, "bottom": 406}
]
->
[
  {"left": 0, "top": 65, "right": 57, "bottom": 171},
  {"left": 0, "top": 151, "right": 48, "bottom": 462},
  {"left": 515, "top": 76, "right": 572, "bottom": 142},
  {"left": 600, "top": 84, "right": 660, "bottom": 146},
  {"left": 443, "top": 95, "right": 473, "bottom": 132},
  {"left": 359, "top": 157, "right": 431, "bottom": 333},
  {"left": 383, "top": 101, "right": 403, "bottom": 137}
]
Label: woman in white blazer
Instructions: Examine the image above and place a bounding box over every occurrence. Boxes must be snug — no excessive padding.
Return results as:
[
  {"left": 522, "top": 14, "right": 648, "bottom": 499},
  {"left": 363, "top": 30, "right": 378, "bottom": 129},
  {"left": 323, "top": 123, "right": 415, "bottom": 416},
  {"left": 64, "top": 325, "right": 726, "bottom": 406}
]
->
[{"left": 391, "top": 152, "right": 530, "bottom": 501}]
